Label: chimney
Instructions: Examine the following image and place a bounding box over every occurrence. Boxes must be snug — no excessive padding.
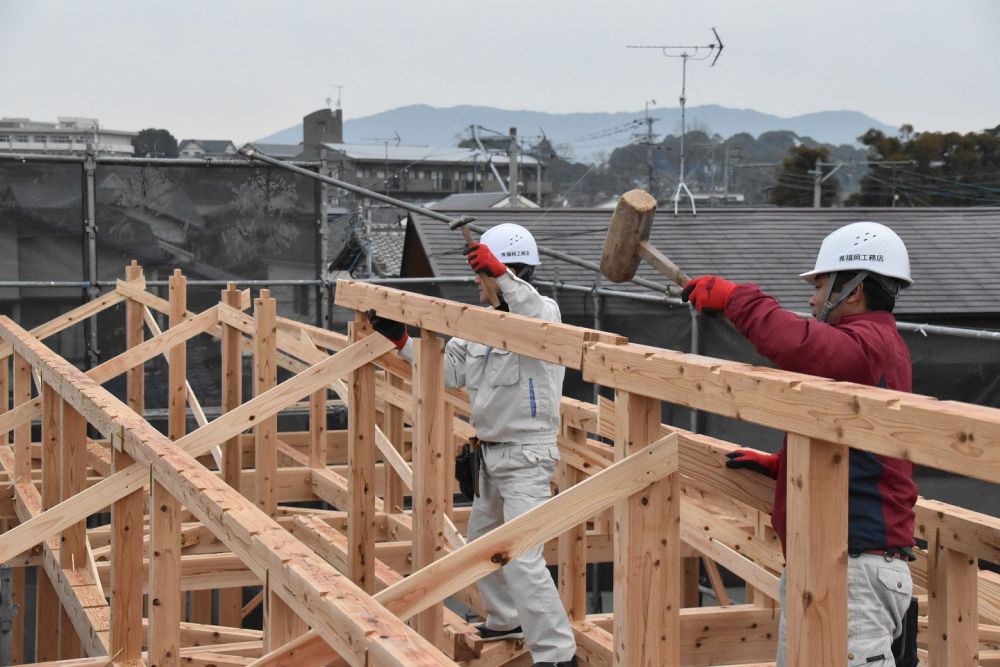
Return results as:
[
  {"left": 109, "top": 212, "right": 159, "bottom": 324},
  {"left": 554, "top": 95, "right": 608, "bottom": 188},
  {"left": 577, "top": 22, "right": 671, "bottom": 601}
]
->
[{"left": 303, "top": 108, "right": 343, "bottom": 148}]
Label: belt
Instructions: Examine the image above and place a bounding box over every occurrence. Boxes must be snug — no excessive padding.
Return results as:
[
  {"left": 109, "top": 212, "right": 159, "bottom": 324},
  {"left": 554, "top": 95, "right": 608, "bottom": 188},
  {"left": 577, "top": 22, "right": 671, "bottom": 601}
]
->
[{"left": 858, "top": 549, "right": 911, "bottom": 562}]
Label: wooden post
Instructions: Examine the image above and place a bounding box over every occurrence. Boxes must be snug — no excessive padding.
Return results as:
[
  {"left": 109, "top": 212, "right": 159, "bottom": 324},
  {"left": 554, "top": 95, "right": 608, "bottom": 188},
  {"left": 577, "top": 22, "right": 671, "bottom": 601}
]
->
[
  {"left": 612, "top": 390, "right": 679, "bottom": 667},
  {"left": 383, "top": 373, "right": 406, "bottom": 514},
  {"left": 12, "top": 352, "right": 30, "bottom": 484},
  {"left": 784, "top": 433, "right": 848, "bottom": 666},
  {"left": 309, "top": 388, "right": 327, "bottom": 469},
  {"left": 112, "top": 260, "right": 144, "bottom": 665},
  {"left": 1, "top": 356, "right": 25, "bottom": 663},
  {"left": 927, "top": 532, "right": 979, "bottom": 666},
  {"left": 558, "top": 424, "right": 588, "bottom": 621},
  {"left": 60, "top": 399, "right": 87, "bottom": 659},
  {"left": 347, "top": 315, "right": 377, "bottom": 593},
  {"left": 36, "top": 383, "right": 61, "bottom": 660},
  {"left": 149, "top": 269, "right": 184, "bottom": 665},
  {"left": 219, "top": 282, "right": 244, "bottom": 627},
  {"left": 411, "top": 333, "right": 447, "bottom": 647},
  {"left": 254, "top": 289, "right": 278, "bottom": 518}
]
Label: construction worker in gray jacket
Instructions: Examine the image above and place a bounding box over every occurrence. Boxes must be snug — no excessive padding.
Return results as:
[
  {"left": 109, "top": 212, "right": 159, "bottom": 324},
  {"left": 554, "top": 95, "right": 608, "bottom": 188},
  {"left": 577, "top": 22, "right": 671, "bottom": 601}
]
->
[{"left": 369, "top": 223, "right": 577, "bottom": 667}]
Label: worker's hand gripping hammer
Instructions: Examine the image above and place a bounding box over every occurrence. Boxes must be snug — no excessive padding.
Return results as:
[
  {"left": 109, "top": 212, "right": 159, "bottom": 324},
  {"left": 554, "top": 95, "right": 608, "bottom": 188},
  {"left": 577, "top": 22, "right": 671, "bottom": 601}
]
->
[{"left": 450, "top": 216, "right": 502, "bottom": 308}]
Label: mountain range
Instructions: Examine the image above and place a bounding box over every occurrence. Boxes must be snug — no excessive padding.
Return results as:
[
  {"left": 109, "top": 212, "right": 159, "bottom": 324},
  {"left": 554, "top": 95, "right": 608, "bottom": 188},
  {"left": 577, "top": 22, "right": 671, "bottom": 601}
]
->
[{"left": 257, "top": 104, "right": 896, "bottom": 164}]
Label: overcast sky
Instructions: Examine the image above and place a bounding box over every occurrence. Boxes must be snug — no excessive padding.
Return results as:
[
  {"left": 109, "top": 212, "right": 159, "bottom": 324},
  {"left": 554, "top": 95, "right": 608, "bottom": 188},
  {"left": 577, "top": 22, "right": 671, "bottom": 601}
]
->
[{"left": 2, "top": 0, "right": 997, "bottom": 144}]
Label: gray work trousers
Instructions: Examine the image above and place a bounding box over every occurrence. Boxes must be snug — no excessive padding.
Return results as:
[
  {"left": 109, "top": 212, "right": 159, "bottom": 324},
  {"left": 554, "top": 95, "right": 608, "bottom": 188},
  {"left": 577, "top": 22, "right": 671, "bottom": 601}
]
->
[
  {"left": 776, "top": 554, "right": 912, "bottom": 666},
  {"left": 466, "top": 442, "right": 577, "bottom": 664}
]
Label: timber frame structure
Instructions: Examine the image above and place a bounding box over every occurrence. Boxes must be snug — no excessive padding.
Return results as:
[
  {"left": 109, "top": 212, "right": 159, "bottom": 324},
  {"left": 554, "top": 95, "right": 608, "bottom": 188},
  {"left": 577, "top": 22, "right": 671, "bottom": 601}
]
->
[{"left": 0, "top": 262, "right": 998, "bottom": 667}]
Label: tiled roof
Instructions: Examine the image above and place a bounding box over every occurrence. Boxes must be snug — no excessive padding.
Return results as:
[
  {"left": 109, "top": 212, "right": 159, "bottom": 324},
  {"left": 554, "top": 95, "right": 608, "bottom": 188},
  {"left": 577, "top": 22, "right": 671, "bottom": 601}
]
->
[{"left": 408, "top": 206, "right": 1000, "bottom": 317}]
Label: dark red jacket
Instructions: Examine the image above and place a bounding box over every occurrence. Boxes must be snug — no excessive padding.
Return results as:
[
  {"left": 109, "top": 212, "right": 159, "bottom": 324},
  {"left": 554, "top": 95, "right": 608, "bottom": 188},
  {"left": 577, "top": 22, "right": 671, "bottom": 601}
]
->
[{"left": 725, "top": 285, "right": 917, "bottom": 554}]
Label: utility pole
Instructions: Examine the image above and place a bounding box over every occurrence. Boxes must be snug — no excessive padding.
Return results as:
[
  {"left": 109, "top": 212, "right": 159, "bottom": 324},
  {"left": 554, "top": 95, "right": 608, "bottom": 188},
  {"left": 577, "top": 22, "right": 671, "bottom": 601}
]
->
[
  {"left": 644, "top": 99, "right": 657, "bottom": 193},
  {"left": 508, "top": 127, "right": 520, "bottom": 207},
  {"left": 629, "top": 28, "right": 724, "bottom": 216}
]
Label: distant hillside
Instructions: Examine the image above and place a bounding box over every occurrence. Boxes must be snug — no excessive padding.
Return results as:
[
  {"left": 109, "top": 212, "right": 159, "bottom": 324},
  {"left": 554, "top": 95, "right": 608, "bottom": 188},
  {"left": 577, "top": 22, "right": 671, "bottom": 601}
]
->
[{"left": 257, "top": 104, "right": 896, "bottom": 163}]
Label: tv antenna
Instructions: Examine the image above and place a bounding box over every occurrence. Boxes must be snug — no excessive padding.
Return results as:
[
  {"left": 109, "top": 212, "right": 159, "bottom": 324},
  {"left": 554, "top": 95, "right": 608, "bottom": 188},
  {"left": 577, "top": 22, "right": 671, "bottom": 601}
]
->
[
  {"left": 628, "top": 28, "right": 724, "bottom": 216},
  {"left": 329, "top": 84, "right": 345, "bottom": 110}
]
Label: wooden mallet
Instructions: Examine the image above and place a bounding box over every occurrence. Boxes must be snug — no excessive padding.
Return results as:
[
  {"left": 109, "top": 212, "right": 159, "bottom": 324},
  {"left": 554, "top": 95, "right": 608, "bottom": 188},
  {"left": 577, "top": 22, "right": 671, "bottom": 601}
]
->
[
  {"left": 450, "top": 216, "right": 502, "bottom": 308},
  {"left": 601, "top": 189, "right": 690, "bottom": 288}
]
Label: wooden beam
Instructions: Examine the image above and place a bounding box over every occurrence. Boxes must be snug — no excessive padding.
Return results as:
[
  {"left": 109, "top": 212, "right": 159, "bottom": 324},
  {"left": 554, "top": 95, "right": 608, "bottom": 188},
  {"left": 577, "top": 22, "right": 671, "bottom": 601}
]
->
[
  {"left": 783, "top": 433, "right": 848, "bottom": 666},
  {"left": 149, "top": 269, "right": 186, "bottom": 666},
  {"left": 558, "top": 425, "right": 588, "bottom": 622},
  {"left": 13, "top": 352, "right": 31, "bottom": 483},
  {"left": 254, "top": 290, "right": 278, "bottom": 518},
  {"left": 411, "top": 334, "right": 447, "bottom": 647},
  {"left": 612, "top": 391, "right": 679, "bottom": 667},
  {"left": 220, "top": 282, "right": 245, "bottom": 629},
  {"left": 0, "top": 290, "right": 126, "bottom": 362},
  {"left": 383, "top": 373, "right": 406, "bottom": 514},
  {"left": 582, "top": 341, "right": 1000, "bottom": 483},
  {"left": 37, "top": 383, "right": 62, "bottom": 659},
  {"left": 927, "top": 528, "right": 979, "bottom": 666},
  {"left": 335, "top": 279, "right": 626, "bottom": 370},
  {"left": 111, "top": 260, "right": 144, "bottom": 666},
  {"left": 347, "top": 316, "right": 377, "bottom": 594}
]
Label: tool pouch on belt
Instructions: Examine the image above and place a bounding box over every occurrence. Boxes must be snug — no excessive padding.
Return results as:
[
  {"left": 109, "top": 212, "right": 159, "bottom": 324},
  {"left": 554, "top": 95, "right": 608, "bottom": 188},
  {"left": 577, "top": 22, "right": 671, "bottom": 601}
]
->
[
  {"left": 455, "top": 437, "right": 481, "bottom": 501},
  {"left": 891, "top": 596, "right": 918, "bottom": 667}
]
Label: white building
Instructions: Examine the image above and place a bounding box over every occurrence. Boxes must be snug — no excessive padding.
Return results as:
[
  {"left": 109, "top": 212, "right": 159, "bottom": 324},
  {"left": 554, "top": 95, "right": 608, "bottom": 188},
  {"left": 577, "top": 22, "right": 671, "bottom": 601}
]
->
[{"left": 0, "top": 117, "right": 136, "bottom": 155}]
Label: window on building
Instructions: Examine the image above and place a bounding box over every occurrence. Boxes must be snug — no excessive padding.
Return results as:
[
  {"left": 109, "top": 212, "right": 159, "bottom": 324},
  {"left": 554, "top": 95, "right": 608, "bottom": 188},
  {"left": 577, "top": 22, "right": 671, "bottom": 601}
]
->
[
  {"left": 13, "top": 135, "right": 28, "bottom": 143},
  {"left": 34, "top": 136, "right": 48, "bottom": 143},
  {"left": 0, "top": 135, "right": 9, "bottom": 143},
  {"left": 356, "top": 169, "right": 365, "bottom": 179},
  {"left": 51, "top": 135, "right": 71, "bottom": 144}
]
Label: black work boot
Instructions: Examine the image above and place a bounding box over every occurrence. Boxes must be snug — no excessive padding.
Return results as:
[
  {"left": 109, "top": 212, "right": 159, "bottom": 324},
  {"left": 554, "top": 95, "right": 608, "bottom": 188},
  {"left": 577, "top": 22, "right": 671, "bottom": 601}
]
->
[
  {"left": 475, "top": 624, "right": 524, "bottom": 641},
  {"left": 532, "top": 658, "right": 578, "bottom": 667}
]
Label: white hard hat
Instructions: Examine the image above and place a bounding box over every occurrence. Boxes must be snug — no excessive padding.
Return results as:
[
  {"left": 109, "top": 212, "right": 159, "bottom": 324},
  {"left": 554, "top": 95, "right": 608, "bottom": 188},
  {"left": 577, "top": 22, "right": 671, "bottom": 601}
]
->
[
  {"left": 480, "top": 223, "right": 540, "bottom": 266},
  {"left": 800, "top": 221, "right": 913, "bottom": 287}
]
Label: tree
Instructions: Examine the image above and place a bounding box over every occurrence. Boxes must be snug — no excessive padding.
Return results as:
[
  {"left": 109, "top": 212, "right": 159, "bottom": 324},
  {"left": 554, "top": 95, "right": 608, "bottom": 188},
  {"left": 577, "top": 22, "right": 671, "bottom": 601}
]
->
[
  {"left": 846, "top": 126, "right": 1000, "bottom": 206},
  {"left": 769, "top": 145, "right": 839, "bottom": 206},
  {"left": 134, "top": 128, "right": 179, "bottom": 158}
]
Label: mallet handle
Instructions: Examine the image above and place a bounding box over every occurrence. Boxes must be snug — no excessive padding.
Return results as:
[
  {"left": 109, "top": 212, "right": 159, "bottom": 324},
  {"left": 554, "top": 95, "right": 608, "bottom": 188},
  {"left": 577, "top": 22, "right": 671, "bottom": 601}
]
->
[
  {"left": 460, "top": 226, "right": 501, "bottom": 308},
  {"left": 638, "top": 240, "right": 690, "bottom": 287}
]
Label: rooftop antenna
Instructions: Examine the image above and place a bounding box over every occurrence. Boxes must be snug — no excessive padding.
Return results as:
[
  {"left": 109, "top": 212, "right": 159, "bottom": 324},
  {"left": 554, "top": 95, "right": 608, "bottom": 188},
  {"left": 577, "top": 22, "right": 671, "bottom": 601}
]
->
[
  {"left": 362, "top": 132, "right": 403, "bottom": 195},
  {"left": 329, "top": 84, "right": 345, "bottom": 110},
  {"left": 628, "top": 27, "right": 724, "bottom": 216}
]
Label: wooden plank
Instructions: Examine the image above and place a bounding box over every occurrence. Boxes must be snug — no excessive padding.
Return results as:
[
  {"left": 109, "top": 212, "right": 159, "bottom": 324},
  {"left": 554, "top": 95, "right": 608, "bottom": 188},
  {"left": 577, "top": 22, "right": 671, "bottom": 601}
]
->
[
  {"left": 335, "top": 279, "right": 627, "bottom": 370},
  {"left": 150, "top": 269, "right": 186, "bottom": 666},
  {"left": 582, "top": 342, "right": 1000, "bottom": 483},
  {"left": 308, "top": 388, "right": 327, "bottom": 469},
  {"left": 254, "top": 290, "right": 278, "bottom": 518},
  {"left": 557, "top": 425, "right": 588, "bottom": 622},
  {"left": 916, "top": 498, "right": 1000, "bottom": 565},
  {"left": 220, "top": 283, "right": 245, "bottom": 629},
  {"left": 411, "top": 334, "right": 447, "bottom": 647},
  {"left": 110, "top": 260, "right": 145, "bottom": 666},
  {"left": 927, "top": 529, "right": 979, "bottom": 666},
  {"left": 347, "top": 316, "right": 376, "bottom": 594},
  {"left": 783, "top": 433, "right": 848, "bottom": 666},
  {"left": 60, "top": 403, "right": 88, "bottom": 569},
  {"left": 13, "top": 352, "right": 31, "bottom": 483},
  {"left": 0, "top": 289, "right": 126, "bottom": 362},
  {"left": 37, "top": 383, "right": 63, "bottom": 657},
  {"left": 383, "top": 373, "right": 406, "bottom": 514},
  {"left": 612, "top": 391, "right": 679, "bottom": 667}
]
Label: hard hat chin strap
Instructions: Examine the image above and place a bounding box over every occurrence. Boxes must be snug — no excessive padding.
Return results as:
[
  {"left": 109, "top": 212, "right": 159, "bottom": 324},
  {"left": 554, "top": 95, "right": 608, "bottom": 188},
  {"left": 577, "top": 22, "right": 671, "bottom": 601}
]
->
[{"left": 818, "top": 271, "right": 869, "bottom": 322}]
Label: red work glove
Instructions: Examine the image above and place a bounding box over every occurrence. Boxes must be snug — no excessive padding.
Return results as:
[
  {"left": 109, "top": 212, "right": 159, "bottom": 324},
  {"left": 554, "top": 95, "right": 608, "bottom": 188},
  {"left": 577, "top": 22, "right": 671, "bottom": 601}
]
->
[
  {"left": 681, "top": 275, "right": 737, "bottom": 314},
  {"left": 725, "top": 449, "right": 780, "bottom": 479},
  {"left": 366, "top": 309, "right": 409, "bottom": 350},
  {"left": 464, "top": 242, "right": 507, "bottom": 278}
]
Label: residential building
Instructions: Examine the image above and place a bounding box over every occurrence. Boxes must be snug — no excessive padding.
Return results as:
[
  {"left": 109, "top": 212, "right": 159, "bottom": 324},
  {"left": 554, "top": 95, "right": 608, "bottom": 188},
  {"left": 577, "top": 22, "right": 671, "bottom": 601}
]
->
[
  {"left": 177, "top": 139, "right": 239, "bottom": 158},
  {"left": 0, "top": 116, "right": 136, "bottom": 155}
]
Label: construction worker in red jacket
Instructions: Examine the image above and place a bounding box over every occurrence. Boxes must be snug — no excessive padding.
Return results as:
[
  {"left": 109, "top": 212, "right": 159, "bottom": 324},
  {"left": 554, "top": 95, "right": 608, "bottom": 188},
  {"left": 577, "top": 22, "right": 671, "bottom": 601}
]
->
[{"left": 682, "top": 222, "right": 918, "bottom": 667}]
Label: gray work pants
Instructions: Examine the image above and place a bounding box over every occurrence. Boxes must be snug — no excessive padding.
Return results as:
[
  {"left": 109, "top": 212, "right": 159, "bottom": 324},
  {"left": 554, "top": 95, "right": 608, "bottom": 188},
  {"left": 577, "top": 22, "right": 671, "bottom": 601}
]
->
[
  {"left": 466, "top": 442, "right": 577, "bottom": 664},
  {"left": 776, "top": 554, "right": 912, "bottom": 666}
]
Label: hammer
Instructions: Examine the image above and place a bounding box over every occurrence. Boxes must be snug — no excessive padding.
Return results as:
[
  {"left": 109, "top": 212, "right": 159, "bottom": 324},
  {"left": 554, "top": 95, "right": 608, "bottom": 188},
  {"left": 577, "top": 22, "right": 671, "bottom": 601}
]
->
[
  {"left": 450, "top": 216, "right": 502, "bottom": 308},
  {"left": 601, "top": 189, "right": 690, "bottom": 288}
]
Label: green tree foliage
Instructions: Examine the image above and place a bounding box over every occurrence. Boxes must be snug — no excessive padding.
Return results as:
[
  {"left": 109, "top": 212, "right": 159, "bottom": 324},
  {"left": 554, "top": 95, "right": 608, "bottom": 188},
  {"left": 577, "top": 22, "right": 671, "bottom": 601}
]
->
[
  {"left": 847, "top": 126, "right": 1000, "bottom": 206},
  {"left": 769, "top": 145, "right": 840, "bottom": 206},
  {"left": 133, "top": 128, "right": 179, "bottom": 158}
]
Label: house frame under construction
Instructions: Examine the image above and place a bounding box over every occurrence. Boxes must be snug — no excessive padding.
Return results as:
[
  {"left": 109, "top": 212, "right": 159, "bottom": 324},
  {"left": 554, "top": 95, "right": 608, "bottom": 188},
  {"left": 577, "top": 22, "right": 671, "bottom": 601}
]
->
[{"left": 0, "top": 262, "right": 998, "bottom": 667}]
